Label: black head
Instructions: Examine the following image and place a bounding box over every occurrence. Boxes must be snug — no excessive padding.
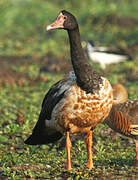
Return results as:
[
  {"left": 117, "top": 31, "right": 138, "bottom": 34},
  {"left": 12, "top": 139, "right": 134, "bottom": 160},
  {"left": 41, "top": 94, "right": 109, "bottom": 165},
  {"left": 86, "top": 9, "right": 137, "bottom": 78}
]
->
[{"left": 46, "top": 10, "right": 78, "bottom": 31}]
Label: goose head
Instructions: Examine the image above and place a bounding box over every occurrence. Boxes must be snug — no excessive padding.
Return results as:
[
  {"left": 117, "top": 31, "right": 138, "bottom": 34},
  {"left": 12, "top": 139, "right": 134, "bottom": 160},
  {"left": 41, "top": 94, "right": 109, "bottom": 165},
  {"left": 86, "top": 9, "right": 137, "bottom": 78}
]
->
[{"left": 46, "top": 10, "right": 78, "bottom": 31}]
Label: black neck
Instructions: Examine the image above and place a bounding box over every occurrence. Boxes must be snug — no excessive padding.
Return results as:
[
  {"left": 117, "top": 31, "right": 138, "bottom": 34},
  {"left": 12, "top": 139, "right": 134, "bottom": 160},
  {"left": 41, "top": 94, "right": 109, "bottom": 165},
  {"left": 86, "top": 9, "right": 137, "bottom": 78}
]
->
[{"left": 67, "top": 27, "right": 102, "bottom": 93}]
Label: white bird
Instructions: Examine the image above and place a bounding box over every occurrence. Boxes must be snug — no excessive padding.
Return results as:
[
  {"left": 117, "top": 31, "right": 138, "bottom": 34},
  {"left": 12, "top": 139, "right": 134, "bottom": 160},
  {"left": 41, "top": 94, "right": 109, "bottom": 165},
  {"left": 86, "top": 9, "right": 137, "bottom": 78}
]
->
[{"left": 86, "top": 41, "right": 131, "bottom": 69}]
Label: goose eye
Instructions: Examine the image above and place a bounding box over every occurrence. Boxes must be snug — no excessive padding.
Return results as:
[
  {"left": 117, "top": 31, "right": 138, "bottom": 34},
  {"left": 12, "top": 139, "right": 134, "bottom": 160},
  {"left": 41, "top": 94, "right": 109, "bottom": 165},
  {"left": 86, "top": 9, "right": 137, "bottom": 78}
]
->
[{"left": 64, "top": 16, "right": 67, "bottom": 20}]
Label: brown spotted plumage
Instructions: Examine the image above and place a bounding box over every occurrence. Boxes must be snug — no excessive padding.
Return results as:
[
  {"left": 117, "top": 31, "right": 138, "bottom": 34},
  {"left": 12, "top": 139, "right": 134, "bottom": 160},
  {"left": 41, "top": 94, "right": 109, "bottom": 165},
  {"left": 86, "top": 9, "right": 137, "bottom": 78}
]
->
[
  {"left": 105, "top": 84, "right": 138, "bottom": 166},
  {"left": 52, "top": 76, "right": 112, "bottom": 135},
  {"left": 25, "top": 10, "right": 113, "bottom": 170}
]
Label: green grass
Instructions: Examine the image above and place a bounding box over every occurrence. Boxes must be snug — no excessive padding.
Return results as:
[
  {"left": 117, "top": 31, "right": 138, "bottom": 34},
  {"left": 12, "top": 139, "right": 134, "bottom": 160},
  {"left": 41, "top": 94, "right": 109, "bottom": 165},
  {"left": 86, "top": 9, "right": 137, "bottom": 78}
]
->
[
  {"left": 0, "top": 0, "right": 138, "bottom": 56},
  {"left": 0, "top": 63, "right": 137, "bottom": 179},
  {"left": 0, "top": 0, "right": 138, "bottom": 179}
]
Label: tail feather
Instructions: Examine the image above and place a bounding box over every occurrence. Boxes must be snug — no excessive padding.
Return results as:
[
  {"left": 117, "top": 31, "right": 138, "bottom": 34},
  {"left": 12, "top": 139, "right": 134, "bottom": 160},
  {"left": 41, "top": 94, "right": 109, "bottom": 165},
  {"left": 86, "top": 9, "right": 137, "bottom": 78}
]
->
[{"left": 24, "top": 131, "right": 63, "bottom": 145}]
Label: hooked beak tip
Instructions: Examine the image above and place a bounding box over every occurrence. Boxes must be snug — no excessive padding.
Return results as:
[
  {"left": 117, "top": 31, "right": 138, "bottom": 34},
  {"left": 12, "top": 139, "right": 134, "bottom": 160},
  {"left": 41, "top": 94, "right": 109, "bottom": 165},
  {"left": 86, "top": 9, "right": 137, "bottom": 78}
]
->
[{"left": 46, "top": 25, "right": 52, "bottom": 31}]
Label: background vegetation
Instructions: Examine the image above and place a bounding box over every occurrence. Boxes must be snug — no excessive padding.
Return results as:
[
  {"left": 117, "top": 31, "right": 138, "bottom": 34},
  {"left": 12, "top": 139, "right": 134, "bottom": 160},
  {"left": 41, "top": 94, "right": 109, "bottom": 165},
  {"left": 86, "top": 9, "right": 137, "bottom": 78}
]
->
[{"left": 0, "top": 0, "right": 138, "bottom": 179}]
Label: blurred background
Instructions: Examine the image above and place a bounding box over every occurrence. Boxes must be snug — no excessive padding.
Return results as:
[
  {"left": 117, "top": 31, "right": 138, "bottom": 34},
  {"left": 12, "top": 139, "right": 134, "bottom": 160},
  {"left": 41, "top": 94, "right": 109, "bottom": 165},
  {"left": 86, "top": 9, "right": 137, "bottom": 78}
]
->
[
  {"left": 0, "top": 0, "right": 138, "bottom": 179},
  {"left": 0, "top": 0, "right": 137, "bottom": 90}
]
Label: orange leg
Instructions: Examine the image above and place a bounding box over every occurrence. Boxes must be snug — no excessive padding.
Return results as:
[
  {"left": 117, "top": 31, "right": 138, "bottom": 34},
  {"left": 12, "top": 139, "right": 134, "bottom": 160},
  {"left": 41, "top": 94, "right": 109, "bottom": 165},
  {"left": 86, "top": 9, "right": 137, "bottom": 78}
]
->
[
  {"left": 86, "top": 130, "right": 94, "bottom": 169},
  {"left": 136, "top": 140, "right": 138, "bottom": 167},
  {"left": 66, "top": 130, "right": 72, "bottom": 170}
]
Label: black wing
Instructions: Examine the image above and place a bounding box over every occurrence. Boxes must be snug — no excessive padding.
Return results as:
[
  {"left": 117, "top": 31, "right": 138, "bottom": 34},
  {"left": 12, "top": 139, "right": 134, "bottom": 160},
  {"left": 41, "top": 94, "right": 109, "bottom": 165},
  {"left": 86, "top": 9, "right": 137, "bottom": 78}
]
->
[
  {"left": 25, "top": 78, "right": 69, "bottom": 145},
  {"left": 41, "top": 78, "right": 68, "bottom": 120}
]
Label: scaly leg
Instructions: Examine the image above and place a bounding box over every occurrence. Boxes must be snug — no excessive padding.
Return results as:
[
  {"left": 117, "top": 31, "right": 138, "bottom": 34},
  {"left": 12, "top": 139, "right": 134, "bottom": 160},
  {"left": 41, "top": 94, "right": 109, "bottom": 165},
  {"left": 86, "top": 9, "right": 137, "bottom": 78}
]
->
[
  {"left": 136, "top": 140, "right": 138, "bottom": 167},
  {"left": 66, "top": 130, "right": 72, "bottom": 170},
  {"left": 86, "top": 130, "right": 94, "bottom": 169}
]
